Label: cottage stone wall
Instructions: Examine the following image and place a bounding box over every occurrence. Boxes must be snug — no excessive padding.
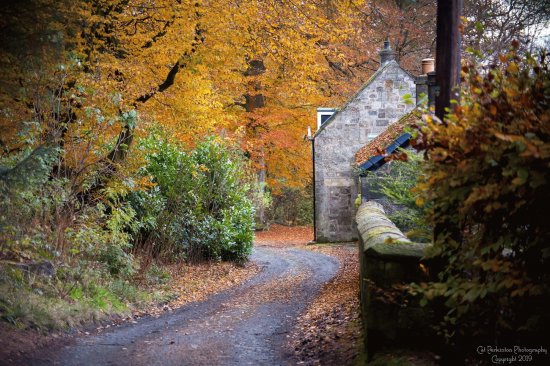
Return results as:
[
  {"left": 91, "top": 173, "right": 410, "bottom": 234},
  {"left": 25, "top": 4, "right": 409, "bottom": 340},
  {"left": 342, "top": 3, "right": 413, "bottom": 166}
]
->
[{"left": 314, "top": 61, "right": 415, "bottom": 242}]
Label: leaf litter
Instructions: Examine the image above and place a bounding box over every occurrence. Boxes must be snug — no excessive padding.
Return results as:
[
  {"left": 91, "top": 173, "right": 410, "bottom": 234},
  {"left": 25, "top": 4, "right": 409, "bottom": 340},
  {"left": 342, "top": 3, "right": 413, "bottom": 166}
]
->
[
  {"left": 256, "top": 224, "right": 363, "bottom": 365},
  {"left": 128, "top": 260, "right": 260, "bottom": 320},
  {"left": 289, "top": 243, "right": 363, "bottom": 366}
]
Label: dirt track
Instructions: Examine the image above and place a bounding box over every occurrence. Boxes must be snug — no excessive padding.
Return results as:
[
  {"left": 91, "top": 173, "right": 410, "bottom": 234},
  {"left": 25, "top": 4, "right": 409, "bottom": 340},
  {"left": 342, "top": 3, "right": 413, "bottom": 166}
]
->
[{"left": 17, "top": 246, "right": 339, "bottom": 366}]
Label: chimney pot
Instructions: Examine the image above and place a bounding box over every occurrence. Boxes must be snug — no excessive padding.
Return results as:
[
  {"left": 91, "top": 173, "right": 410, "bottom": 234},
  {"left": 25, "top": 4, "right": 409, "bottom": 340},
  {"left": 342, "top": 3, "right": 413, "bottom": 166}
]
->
[
  {"left": 421, "top": 58, "right": 435, "bottom": 75},
  {"left": 379, "top": 40, "right": 395, "bottom": 66}
]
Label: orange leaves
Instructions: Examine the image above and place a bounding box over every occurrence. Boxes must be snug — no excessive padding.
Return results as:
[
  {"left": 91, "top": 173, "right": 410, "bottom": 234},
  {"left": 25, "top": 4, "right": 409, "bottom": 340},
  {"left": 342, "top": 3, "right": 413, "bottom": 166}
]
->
[
  {"left": 506, "top": 61, "right": 519, "bottom": 74},
  {"left": 412, "top": 44, "right": 550, "bottom": 343},
  {"left": 131, "top": 260, "right": 260, "bottom": 319},
  {"left": 494, "top": 132, "right": 542, "bottom": 159},
  {"left": 502, "top": 85, "right": 520, "bottom": 99},
  {"left": 254, "top": 224, "right": 313, "bottom": 247},
  {"left": 2, "top": 0, "right": 438, "bottom": 198}
]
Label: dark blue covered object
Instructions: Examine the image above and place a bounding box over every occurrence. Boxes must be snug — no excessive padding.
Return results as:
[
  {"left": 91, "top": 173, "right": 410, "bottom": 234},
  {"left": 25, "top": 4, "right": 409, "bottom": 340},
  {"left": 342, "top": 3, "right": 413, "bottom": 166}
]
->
[{"left": 358, "top": 133, "right": 411, "bottom": 173}]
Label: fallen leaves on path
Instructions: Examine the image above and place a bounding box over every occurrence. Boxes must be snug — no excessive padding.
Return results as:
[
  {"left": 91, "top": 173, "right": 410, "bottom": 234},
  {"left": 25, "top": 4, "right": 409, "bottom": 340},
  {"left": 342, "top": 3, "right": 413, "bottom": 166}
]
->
[
  {"left": 290, "top": 243, "right": 362, "bottom": 366},
  {"left": 226, "top": 255, "right": 312, "bottom": 307},
  {"left": 0, "top": 260, "right": 261, "bottom": 362},
  {"left": 255, "top": 224, "right": 313, "bottom": 247},
  {"left": 131, "top": 260, "right": 260, "bottom": 319},
  {"left": 254, "top": 224, "right": 362, "bottom": 365},
  {"left": 257, "top": 224, "right": 362, "bottom": 365}
]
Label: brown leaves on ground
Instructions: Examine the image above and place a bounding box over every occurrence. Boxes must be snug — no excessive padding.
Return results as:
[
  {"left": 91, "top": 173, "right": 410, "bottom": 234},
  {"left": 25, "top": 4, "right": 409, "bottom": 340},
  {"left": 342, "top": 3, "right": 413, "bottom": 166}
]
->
[
  {"left": 0, "top": 322, "right": 67, "bottom": 364},
  {"left": 255, "top": 224, "right": 313, "bottom": 247},
  {"left": 131, "top": 260, "right": 260, "bottom": 319},
  {"left": 166, "top": 261, "right": 260, "bottom": 308},
  {"left": 289, "top": 242, "right": 363, "bottom": 365},
  {"left": 255, "top": 224, "right": 362, "bottom": 365}
]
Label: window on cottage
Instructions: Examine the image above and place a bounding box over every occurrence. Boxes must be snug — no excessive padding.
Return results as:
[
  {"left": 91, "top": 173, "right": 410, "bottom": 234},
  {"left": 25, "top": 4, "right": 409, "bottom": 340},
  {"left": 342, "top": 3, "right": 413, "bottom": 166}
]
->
[{"left": 316, "top": 108, "right": 337, "bottom": 129}]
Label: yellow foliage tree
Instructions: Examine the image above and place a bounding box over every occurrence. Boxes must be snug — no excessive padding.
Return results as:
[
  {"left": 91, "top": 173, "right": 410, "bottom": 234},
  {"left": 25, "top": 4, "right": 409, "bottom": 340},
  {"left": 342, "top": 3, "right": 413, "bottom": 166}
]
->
[{"left": 1, "top": 0, "right": 435, "bottom": 196}]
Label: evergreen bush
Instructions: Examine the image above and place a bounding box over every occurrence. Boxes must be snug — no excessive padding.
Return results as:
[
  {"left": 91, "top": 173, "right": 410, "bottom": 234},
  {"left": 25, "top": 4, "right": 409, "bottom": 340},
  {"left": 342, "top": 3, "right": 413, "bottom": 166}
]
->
[{"left": 134, "top": 135, "right": 255, "bottom": 262}]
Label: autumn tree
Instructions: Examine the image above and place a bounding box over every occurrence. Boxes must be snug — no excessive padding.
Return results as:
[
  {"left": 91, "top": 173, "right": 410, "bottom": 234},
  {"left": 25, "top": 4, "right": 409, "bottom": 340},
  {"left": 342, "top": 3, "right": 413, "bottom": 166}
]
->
[{"left": 1, "top": 0, "right": 442, "bottom": 222}]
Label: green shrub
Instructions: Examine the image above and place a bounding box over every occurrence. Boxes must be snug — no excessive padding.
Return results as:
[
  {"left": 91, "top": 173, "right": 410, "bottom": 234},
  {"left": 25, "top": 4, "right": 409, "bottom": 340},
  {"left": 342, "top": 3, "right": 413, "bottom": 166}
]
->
[
  {"left": 0, "top": 130, "right": 177, "bottom": 329},
  {"left": 133, "top": 134, "right": 255, "bottom": 262},
  {"left": 0, "top": 146, "right": 67, "bottom": 259},
  {"left": 268, "top": 185, "right": 313, "bottom": 226},
  {"left": 145, "top": 264, "right": 171, "bottom": 285},
  {"left": 64, "top": 202, "right": 139, "bottom": 279},
  {"left": 413, "top": 44, "right": 550, "bottom": 347},
  {"left": 368, "top": 151, "right": 431, "bottom": 242}
]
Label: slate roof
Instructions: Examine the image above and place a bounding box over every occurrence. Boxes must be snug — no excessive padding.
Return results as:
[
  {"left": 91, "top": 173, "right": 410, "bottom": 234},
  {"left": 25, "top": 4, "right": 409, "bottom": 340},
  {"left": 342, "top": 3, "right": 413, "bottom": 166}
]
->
[{"left": 355, "top": 109, "right": 421, "bottom": 167}]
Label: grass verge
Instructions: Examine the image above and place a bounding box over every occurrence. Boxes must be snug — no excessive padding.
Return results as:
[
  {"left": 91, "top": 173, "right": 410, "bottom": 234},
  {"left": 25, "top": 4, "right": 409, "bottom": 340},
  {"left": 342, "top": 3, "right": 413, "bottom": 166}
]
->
[{"left": 1, "top": 258, "right": 259, "bottom": 331}]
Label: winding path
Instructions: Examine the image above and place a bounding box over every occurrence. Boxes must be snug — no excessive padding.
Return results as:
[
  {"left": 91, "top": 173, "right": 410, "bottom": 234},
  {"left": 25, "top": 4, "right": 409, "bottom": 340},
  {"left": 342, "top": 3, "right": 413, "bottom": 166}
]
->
[{"left": 25, "top": 246, "right": 339, "bottom": 365}]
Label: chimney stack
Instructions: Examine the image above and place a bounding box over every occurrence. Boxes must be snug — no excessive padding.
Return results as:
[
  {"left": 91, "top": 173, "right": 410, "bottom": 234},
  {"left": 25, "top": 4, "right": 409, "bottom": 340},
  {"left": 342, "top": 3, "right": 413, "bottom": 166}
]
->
[
  {"left": 379, "top": 40, "right": 395, "bottom": 65},
  {"left": 415, "top": 57, "right": 437, "bottom": 108}
]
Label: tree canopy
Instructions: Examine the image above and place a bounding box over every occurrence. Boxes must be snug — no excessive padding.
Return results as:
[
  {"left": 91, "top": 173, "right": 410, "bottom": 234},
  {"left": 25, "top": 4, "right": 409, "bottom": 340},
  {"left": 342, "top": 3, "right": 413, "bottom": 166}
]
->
[{"left": 1, "top": 0, "right": 441, "bottom": 195}]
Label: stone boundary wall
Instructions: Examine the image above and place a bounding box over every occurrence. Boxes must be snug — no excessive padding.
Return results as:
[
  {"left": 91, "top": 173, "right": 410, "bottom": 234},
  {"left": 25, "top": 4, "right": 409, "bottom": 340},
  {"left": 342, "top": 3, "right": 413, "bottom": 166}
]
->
[{"left": 356, "top": 201, "right": 434, "bottom": 358}]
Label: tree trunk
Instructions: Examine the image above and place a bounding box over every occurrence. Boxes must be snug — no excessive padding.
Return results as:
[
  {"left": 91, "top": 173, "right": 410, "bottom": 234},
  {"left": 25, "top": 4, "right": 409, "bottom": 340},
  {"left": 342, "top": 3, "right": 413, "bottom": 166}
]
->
[{"left": 243, "top": 59, "right": 267, "bottom": 226}]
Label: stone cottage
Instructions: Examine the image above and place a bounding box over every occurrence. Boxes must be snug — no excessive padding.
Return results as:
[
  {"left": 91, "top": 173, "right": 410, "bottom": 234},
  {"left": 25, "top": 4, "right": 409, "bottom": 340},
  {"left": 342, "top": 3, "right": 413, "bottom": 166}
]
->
[{"left": 313, "top": 41, "right": 416, "bottom": 242}]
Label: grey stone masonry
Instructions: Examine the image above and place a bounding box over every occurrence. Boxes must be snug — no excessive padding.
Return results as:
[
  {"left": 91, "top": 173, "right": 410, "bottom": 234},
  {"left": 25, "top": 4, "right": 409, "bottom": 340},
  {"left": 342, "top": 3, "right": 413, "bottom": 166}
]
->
[
  {"left": 313, "top": 60, "right": 415, "bottom": 242},
  {"left": 355, "top": 202, "right": 433, "bottom": 358}
]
